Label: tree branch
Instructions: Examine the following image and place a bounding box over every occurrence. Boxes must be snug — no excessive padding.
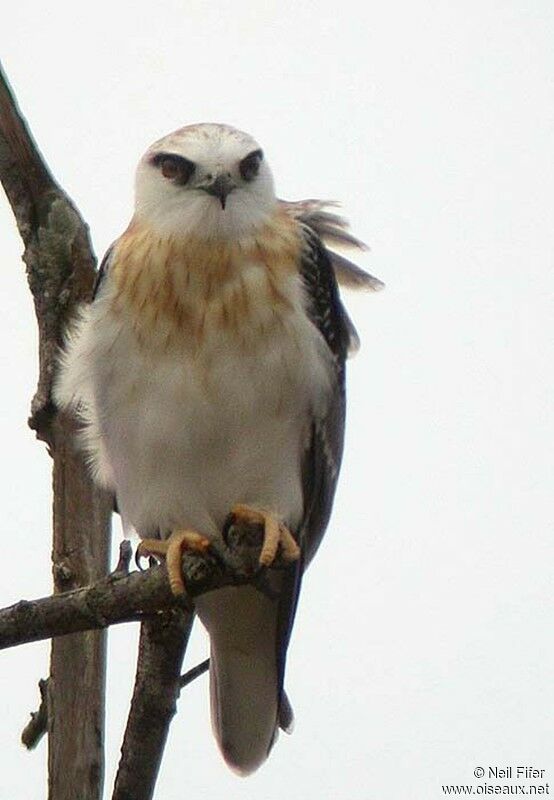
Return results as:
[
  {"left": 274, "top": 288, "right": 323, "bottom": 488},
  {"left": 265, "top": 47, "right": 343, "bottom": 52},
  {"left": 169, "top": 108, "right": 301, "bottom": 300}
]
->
[
  {"left": 112, "top": 611, "right": 194, "bottom": 800},
  {"left": 0, "top": 62, "right": 112, "bottom": 800},
  {"left": 0, "top": 61, "right": 98, "bottom": 438},
  {"left": 0, "top": 524, "right": 279, "bottom": 651}
]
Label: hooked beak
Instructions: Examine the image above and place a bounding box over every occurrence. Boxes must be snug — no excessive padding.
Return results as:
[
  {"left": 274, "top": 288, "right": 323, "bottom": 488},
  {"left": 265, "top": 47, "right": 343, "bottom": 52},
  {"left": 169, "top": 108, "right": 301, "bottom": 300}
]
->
[{"left": 201, "top": 174, "right": 236, "bottom": 210}]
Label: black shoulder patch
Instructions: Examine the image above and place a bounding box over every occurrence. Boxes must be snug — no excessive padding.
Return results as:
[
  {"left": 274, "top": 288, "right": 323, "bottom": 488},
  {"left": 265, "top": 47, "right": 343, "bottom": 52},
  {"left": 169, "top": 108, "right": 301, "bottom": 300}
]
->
[
  {"left": 92, "top": 244, "right": 115, "bottom": 301},
  {"left": 299, "top": 226, "right": 352, "bottom": 365}
]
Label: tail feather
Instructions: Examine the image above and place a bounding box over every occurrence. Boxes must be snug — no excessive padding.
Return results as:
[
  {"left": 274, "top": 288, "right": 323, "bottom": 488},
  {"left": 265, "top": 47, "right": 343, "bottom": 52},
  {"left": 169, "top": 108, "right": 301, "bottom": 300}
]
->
[
  {"left": 209, "top": 644, "right": 279, "bottom": 775},
  {"left": 195, "top": 585, "right": 281, "bottom": 776}
]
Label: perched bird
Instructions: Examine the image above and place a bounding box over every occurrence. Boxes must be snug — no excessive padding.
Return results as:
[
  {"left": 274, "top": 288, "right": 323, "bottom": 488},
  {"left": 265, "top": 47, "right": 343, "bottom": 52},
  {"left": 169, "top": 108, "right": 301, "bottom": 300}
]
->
[{"left": 55, "top": 123, "right": 382, "bottom": 775}]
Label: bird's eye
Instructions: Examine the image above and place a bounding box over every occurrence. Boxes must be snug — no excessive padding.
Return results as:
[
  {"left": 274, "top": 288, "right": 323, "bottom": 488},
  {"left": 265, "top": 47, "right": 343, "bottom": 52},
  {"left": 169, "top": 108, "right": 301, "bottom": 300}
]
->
[
  {"left": 151, "top": 153, "right": 195, "bottom": 185},
  {"left": 239, "top": 149, "right": 263, "bottom": 182}
]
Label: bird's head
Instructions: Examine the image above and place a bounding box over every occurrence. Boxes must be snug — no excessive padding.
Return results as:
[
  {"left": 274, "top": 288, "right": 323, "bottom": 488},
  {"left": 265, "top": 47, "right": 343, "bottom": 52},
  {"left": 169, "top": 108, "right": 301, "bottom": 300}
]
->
[{"left": 134, "top": 123, "right": 276, "bottom": 240}]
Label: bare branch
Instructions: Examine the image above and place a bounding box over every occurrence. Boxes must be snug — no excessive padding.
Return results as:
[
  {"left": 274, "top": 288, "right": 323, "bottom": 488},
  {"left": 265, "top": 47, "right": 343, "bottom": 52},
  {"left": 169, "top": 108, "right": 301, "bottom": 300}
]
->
[
  {"left": 0, "top": 62, "right": 111, "bottom": 800},
  {"left": 0, "top": 64, "right": 53, "bottom": 232},
  {"left": 112, "top": 611, "right": 194, "bottom": 800},
  {"left": 0, "top": 525, "right": 282, "bottom": 651},
  {"left": 47, "top": 421, "right": 112, "bottom": 800},
  {"left": 0, "top": 564, "right": 172, "bottom": 649},
  {"left": 0, "top": 62, "right": 98, "bottom": 438}
]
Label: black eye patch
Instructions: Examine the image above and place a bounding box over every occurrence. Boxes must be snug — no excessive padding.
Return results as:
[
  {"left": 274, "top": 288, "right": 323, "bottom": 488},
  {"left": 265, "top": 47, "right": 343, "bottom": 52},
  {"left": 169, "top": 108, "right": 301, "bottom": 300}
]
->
[
  {"left": 239, "top": 149, "right": 263, "bottom": 182},
  {"left": 150, "top": 152, "right": 196, "bottom": 185}
]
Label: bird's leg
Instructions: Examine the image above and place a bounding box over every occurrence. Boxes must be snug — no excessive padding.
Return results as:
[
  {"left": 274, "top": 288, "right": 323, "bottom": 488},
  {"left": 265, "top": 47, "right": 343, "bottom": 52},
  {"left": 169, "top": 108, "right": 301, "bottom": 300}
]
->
[
  {"left": 137, "top": 530, "right": 211, "bottom": 596},
  {"left": 229, "top": 504, "right": 300, "bottom": 566}
]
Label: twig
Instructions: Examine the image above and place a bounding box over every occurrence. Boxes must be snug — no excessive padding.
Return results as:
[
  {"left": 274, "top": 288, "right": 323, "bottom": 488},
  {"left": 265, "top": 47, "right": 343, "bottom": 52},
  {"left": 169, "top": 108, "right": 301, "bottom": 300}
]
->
[
  {"left": 21, "top": 678, "right": 49, "bottom": 750},
  {"left": 112, "top": 611, "right": 193, "bottom": 800},
  {"left": 113, "top": 540, "right": 133, "bottom": 575},
  {"left": 18, "top": 659, "right": 212, "bottom": 756},
  {"left": 179, "top": 658, "right": 210, "bottom": 690}
]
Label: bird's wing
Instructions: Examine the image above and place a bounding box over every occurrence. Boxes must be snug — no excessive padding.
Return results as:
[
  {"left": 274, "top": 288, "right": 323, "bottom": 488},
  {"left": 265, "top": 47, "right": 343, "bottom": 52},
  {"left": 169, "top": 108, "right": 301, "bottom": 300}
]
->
[
  {"left": 280, "top": 198, "right": 385, "bottom": 292},
  {"left": 275, "top": 222, "right": 357, "bottom": 729},
  {"left": 297, "top": 225, "right": 353, "bottom": 560}
]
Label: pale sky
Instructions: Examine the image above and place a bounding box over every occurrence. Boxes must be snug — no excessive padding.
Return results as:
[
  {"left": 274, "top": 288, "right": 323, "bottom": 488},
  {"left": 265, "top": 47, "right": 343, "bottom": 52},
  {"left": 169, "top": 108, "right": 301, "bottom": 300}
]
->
[{"left": 1, "top": 2, "right": 553, "bottom": 798}]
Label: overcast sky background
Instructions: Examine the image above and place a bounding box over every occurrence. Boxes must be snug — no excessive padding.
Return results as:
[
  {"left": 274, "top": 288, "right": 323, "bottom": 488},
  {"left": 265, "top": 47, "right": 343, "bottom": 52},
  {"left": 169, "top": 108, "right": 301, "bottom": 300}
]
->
[{"left": 1, "top": 2, "right": 553, "bottom": 798}]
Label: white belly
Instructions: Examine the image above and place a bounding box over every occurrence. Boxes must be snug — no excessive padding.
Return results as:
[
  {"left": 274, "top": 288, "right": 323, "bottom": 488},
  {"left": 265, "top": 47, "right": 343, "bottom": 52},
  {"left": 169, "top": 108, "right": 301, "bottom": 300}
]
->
[{"left": 59, "top": 292, "right": 333, "bottom": 542}]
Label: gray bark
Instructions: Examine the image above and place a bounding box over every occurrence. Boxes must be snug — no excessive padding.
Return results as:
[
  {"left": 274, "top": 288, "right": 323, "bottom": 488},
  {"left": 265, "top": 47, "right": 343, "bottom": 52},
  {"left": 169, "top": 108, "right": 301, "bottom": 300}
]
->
[{"left": 0, "top": 62, "right": 112, "bottom": 799}]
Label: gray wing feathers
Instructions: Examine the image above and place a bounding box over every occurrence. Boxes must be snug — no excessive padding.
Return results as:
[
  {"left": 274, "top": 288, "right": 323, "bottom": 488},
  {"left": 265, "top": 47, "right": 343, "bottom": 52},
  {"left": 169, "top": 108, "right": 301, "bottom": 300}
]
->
[
  {"left": 274, "top": 224, "right": 354, "bottom": 740},
  {"left": 329, "top": 249, "right": 385, "bottom": 292},
  {"left": 280, "top": 198, "right": 384, "bottom": 292}
]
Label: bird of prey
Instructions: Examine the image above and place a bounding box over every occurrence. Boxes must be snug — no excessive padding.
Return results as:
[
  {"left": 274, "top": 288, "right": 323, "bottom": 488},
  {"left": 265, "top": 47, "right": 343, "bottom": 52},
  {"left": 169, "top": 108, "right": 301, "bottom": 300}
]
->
[{"left": 55, "top": 123, "right": 382, "bottom": 775}]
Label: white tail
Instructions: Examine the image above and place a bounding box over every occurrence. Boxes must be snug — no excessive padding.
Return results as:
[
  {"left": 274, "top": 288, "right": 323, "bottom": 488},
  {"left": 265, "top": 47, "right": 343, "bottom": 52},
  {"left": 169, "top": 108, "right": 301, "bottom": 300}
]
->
[{"left": 195, "top": 585, "right": 280, "bottom": 775}]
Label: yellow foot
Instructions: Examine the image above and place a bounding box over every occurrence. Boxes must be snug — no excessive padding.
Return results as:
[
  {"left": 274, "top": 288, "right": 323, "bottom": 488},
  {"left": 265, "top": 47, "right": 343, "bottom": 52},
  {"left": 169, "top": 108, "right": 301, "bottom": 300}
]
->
[
  {"left": 137, "top": 530, "right": 211, "bottom": 596},
  {"left": 229, "top": 504, "right": 300, "bottom": 567}
]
